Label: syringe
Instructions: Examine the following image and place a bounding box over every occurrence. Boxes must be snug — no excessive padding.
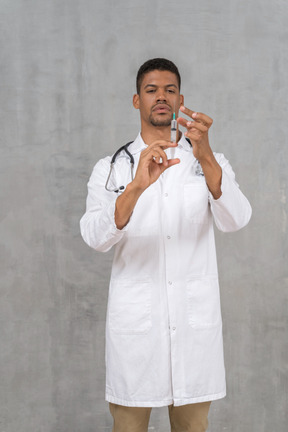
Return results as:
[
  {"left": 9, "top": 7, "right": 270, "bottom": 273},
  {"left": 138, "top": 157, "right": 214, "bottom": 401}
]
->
[{"left": 170, "top": 112, "right": 177, "bottom": 143}]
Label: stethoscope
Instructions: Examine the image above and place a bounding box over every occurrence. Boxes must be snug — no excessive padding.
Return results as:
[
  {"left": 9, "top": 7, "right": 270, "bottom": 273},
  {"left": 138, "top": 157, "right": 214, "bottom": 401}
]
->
[
  {"left": 105, "top": 138, "right": 204, "bottom": 193},
  {"left": 105, "top": 142, "right": 135, "bottom": 193}
]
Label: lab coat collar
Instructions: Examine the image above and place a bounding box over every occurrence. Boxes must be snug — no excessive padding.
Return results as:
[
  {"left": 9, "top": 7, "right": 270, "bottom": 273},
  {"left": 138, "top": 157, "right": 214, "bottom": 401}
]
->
[
  {"left": 127, "top": 134, "right": 147, "bottom": 155},
  {"left": 177, "top": 134, "right": 193, "bottom": 152}
]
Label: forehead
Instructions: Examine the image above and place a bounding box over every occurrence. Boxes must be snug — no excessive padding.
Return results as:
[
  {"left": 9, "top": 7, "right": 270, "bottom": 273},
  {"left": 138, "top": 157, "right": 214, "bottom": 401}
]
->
[{"left": 140, "top": 70, "right": 179, "bottom": 89}]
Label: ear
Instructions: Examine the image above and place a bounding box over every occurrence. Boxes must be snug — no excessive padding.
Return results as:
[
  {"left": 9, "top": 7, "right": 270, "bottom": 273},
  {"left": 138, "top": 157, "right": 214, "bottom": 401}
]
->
[
  {"left": 179, "top": 94, "right": 184, "bottom": 107},
  {"left": 133, "top": 94, "right": 140, "bottom": 109}
]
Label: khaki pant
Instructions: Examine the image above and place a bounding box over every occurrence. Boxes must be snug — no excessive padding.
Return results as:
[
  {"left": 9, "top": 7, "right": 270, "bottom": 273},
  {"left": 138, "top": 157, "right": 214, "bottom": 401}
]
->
[{"left": 109, "top": 401, "right": 211, "bottom": 432}]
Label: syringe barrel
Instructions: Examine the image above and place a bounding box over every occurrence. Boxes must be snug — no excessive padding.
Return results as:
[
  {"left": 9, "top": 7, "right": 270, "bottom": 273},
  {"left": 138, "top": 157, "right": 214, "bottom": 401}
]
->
[{"left": 170, "top": 119, "right": 177, "bottom": 142}]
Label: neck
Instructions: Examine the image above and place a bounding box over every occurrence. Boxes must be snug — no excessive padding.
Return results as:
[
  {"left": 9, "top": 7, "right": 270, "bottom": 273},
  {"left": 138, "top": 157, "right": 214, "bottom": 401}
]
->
[{"left": 140, "top": 124, "right": 181, "bottom": 146}]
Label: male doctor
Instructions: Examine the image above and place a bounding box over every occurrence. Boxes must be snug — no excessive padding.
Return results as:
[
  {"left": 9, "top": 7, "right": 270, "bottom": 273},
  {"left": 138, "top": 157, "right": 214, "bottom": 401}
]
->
[{"left": 80, "top": 58, "right": 252, "bottom": 432}]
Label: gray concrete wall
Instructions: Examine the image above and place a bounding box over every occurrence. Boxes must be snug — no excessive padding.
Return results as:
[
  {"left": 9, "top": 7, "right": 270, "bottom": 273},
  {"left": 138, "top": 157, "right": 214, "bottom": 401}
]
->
[{"left": 0, "top": 0, "right": 287, "bottom": 431}]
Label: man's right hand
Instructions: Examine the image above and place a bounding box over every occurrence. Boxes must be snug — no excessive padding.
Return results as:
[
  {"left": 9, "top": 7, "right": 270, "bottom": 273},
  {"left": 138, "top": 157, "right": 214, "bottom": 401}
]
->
[
  {"left": 115, "top": 140, "right": 180, "bottom": 230},
  {"left": 133, "top": 140, "right": 180, "bottom": 192}
]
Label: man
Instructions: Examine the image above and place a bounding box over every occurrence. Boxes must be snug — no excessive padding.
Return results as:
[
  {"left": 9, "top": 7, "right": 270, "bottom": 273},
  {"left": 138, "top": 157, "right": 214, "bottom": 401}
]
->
[{"left": 80, "top": 58, "right": 252, "bottom": 432}]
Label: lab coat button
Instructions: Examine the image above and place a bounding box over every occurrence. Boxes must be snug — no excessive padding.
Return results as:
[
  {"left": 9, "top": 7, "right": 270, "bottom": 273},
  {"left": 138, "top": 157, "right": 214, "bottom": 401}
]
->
[
  {"left": 164, "top": 193, "right": 168, "bottom": 197},
  {"left": 168, "top": 281, "right": 172, "bottom": 285},
  {"left": 167, "top": 235, "right": 171, "bottom": 240},
  {"left": 172, "top": 327, "right": 176, "bottom": 331}
]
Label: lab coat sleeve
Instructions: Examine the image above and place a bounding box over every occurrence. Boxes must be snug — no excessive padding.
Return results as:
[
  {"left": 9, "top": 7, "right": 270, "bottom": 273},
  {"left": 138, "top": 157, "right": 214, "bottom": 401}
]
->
[
  {"left": 209, "top": 153, "right": 252, "bottom": 232},
  {"left": 80, "top": 158, "right": 129, "bottom": 252}
]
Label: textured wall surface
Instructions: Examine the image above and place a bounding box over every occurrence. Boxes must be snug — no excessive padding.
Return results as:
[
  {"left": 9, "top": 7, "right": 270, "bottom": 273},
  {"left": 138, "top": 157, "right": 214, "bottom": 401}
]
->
[{"left": 0, "top": 0, "right": 287, "bottom": 431}]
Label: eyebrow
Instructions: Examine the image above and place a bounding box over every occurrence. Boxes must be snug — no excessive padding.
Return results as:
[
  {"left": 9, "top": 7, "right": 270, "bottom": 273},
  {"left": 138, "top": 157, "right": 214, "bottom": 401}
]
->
[{"left": 144, "top": 84, "right": 178, "bottom": 89}]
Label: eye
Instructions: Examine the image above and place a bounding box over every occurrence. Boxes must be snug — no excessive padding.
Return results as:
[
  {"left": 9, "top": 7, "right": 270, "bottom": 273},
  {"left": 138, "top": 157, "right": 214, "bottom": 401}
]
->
[
  {"left": 167, "top": 89, "right": 176, "bottom": 93},
  {"left": 147, "top": 89, "right": 155, "bottom": 93}
]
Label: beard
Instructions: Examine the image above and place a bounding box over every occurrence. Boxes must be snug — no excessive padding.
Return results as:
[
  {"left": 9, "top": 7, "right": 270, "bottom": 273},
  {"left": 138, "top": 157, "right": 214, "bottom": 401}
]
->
[{"left": 149, "top": 112, "right": 173, "bottom": 127}]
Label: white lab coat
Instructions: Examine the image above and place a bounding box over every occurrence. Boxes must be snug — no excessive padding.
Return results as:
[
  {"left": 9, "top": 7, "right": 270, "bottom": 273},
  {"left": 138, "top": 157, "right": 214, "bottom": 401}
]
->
[{"left": 80, "top": 133, "right": 252, "bottom": 407}]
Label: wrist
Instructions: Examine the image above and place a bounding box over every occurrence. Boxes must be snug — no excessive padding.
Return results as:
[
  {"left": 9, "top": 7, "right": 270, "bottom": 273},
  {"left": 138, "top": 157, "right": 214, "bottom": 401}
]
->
[
  {"left": 127, "top": 180, "right": 146, "bottom": 197},
  {"left": 115, "top": 183, "right": 142, "bottom": 230},
  {"left": 197, "top": 150, "right": 215, "bottom": 167}
]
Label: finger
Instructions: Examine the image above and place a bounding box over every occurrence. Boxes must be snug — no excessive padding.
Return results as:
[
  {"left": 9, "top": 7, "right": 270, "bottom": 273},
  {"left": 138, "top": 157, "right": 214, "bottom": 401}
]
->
[
  {"left": 192, "top": 111, "right": 213, "bottom": 127},
  {"left": 160, "top": 158, "right": 180, "bottom": 173},
  {"left": 185, "top": 130, "right": 199, "bottom": 141},
  {"left": 185, "top": 130, "right": 200, "bottom": 141},
  {"left": 149, "top": 148, "right": 168, "bottom": 166},
  {"left": 177, "top": 117, "right": 207, "bottom": 134},
  {"left": 179, "top": 106, "right": 213, "bottom": 127},
  {"left": 177, "top": 116, "right": 189, "bottom": 128},
  {"left": 186, "top": 121, "right": 208, "bottom": 133},
  {"left": 167, "top": 158, "right": 180, "bottom": 167},
  {"left": 185, "top": 130, "right": 202, "bottom": 140},
  {"left": 179, "top": 105, "right": 197, "bottom": 119},
  {"left": 154, "top": 155, "right": 161, "bottom": 164},
  {"left": 150, "top": 140, "right": 178, "bottom": 151}
]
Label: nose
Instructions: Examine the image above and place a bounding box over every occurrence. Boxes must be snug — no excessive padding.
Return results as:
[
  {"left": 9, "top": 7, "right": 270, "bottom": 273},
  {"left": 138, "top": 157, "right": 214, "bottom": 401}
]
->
[{"left": 156, "top": 89, "right": 167, "bottom": 103}]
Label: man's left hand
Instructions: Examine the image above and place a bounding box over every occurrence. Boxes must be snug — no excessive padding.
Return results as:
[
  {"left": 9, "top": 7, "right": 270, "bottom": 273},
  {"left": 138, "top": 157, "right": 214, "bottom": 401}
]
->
[
  {"left": 177, "top": 105, "right": 222, "bottom": 199},
  {"left": 177, "top": 106, "right": 214, "bottom": 162}
]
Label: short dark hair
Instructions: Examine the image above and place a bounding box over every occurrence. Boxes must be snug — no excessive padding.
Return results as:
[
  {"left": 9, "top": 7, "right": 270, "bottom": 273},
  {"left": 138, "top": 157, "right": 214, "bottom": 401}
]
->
[{"left": 136, "top": 58, "right": 181, "bottom": 94}]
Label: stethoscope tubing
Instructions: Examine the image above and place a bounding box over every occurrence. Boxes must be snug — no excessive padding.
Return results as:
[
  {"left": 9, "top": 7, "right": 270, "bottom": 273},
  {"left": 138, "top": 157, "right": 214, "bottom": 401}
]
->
[{"left": 105, "top": 142, "right": 135, "bottom": 193}]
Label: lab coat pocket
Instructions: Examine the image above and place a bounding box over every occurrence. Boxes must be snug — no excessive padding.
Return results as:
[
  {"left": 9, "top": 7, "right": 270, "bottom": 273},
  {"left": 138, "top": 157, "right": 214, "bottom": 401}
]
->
[
  {"left": 186, "top": 276, "right": 221, "bottom": 329},
  {"left": 108, "top": 279, "right": 152, "bottom": 335},
  {"left": 183, "top": 181, "right": 209, "bottom": 224}
]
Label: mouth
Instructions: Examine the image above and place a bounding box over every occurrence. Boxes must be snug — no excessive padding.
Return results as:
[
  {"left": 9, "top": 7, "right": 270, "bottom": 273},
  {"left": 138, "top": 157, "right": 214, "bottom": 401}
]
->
[{"left": 152, "top": 104, "right": 171, "bottom": 114}]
